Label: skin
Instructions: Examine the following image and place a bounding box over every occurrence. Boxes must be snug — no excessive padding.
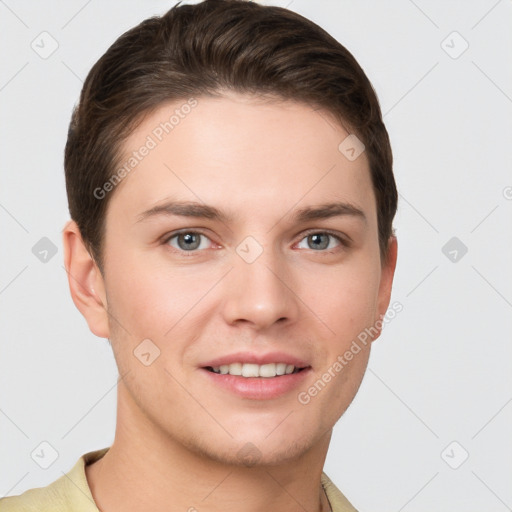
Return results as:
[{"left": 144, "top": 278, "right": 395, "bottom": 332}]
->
[{"left": 63, "top": 91, "right": 397, "bottom": 512}]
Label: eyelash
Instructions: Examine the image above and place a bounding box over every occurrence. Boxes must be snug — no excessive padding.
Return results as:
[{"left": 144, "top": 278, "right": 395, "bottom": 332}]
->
[{"left": 162, "top": 229, "right": 350, "bottom": 255}]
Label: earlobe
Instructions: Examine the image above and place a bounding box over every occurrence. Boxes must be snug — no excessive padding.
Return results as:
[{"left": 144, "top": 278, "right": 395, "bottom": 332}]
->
[{"left": 62, "top": 220, "right": 110, "bottom": 339}]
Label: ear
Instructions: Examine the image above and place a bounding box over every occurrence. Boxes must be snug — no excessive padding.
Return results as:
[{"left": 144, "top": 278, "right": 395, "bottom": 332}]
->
[
  {"left": 373, "top": 235, "right": 398, "bottom": 340},
  {"left": 62, "top": 220, "right": 110, "bottom": 339}
]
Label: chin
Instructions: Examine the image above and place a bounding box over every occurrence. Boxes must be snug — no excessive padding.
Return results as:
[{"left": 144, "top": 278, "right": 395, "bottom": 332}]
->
[{"left": 181, "top": 426, "right": 320, "bottom": 468}]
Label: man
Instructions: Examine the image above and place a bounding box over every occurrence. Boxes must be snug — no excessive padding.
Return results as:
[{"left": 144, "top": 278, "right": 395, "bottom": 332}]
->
[{"left": 1, "top": 0, "right": 397, "bottom": 510}]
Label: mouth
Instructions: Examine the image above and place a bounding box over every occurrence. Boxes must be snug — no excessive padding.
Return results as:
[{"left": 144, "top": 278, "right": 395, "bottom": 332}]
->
[
  {"left": 200, "top": 356, "right": 312, "bottom": 400},
  {"left": 203, "top": 362, "right": 308, "bottom": 378}
]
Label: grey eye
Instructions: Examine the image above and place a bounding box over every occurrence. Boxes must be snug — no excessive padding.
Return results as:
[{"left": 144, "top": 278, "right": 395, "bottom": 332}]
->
[
  {"left": 297, "top": 233, "right": 341, "bottom": 251},
  {"left": 168, "top": 232, "right": 209, "bottom": 251},
  {"left": 308, "top": 233, "right": 329, "bottom": 250}
]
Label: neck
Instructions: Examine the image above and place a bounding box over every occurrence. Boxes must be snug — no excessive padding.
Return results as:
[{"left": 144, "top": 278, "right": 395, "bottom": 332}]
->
[{"left": 85, "top": 381, "right": 333, "bottom": 512}]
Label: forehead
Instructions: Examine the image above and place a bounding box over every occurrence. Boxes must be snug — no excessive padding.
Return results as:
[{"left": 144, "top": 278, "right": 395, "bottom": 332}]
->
[{"left": 108, "top": 92, "right": 375, "bottom": 225}]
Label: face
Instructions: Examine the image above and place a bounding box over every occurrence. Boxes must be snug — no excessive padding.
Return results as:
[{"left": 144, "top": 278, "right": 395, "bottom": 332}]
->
[{"left": 90, "top": 92, "right": 395, "bottom": 466}]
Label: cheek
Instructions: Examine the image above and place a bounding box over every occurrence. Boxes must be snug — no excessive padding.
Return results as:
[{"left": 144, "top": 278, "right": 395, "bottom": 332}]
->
[
  {"left": 104, "top": 251, "right": 191, "bottom": 334},
  {"left": 103, "top": 253, "right": 225, "bottom": 365},
  {"left": 310, "top": 260, "right": 379, "bottom": 413},
  {"left": 299, "top": 257, "right": 381, "bottom": 339}
]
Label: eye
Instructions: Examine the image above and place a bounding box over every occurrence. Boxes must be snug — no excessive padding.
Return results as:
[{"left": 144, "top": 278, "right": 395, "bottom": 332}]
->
[
  {"left": 296, "top": 231, "right": 345, "bottom": 251},
  {"left": 165, "top": 231, "right": 213, "bottom": 252}
]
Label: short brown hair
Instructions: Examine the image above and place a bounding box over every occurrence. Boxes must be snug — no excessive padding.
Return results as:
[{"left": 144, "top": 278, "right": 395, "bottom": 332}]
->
[{"left": 64, "top": 0, "right": 397, "bottom": 272}]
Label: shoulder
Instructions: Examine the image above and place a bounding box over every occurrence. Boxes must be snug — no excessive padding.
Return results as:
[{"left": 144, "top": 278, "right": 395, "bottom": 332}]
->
[
  {"left": 321, "top": 472, "right": 359, "bottom": 512},
  {"left": 0, "top": 475, "right": 75, "bottom": 512},
  {"left": 0, "top": 447, "right": 109, "bottom": 512}
]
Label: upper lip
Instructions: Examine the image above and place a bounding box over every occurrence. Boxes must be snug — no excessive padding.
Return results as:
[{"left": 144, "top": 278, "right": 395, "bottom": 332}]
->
[{"left": 201, "top": 351, "right": 310, "bottom": 368}]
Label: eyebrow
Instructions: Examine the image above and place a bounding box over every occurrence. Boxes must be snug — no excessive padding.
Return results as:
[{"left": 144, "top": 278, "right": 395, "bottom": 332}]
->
[{"left": 136, "top": 200, "right": 367, "bottom": 225}]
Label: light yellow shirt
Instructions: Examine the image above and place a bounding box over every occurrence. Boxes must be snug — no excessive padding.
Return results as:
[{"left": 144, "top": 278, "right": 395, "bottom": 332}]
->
[{"left": 1, "top": 447, "right": 358, "bottom": 511}]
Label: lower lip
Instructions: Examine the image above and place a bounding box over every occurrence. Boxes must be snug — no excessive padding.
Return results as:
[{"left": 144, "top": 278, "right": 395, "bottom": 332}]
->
[{"left": 200, "top": 368, "right": 311, "bottom": 400}]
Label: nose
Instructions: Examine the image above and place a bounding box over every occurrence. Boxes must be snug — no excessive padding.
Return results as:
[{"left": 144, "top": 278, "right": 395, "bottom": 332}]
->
[{"left": 220, "top": 245, "right": 300, "bottom": 330}]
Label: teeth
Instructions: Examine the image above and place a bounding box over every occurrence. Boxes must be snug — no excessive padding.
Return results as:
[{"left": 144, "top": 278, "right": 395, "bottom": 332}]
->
[
  {"left": 227, "top": 362, "right": 242, "bottom": 376},
  {"left": 209, "top": 362, "right": 302, "bottom": 378},
  {"left": 242, "top": 363, "right": 260, "bottom": 378},
  {"left": 259, "top": 363, "right": 277, "bottom": 378},
  {"left": 276, "top": 363, "right": 287, "bottom": 375}
]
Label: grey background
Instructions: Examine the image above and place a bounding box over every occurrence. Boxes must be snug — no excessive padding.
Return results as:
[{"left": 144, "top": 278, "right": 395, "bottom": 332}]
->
[{"left": 1, "top": 1, "right": 511, "bottom": 511}]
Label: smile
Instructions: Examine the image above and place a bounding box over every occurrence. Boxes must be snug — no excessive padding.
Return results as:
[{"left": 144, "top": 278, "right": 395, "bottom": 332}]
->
[{"left": 205, "top": 362, "right": 305, "bottom": 378}]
